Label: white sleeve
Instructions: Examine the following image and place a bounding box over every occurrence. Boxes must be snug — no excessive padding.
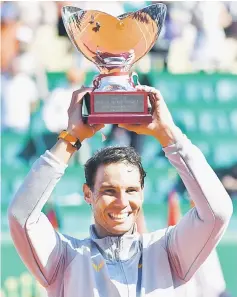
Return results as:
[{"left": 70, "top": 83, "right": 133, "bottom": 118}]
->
[
  {"left": 8, "top": 151, "right": 71, "bottom": 287},
  {"left": 163, "top": 135, "right": 233, "bottom": 281}
]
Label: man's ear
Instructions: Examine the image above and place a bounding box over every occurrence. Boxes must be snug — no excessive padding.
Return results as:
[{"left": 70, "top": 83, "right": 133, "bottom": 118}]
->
[{"left": 83, "top": 183, "right": 93, "bottom": 204}]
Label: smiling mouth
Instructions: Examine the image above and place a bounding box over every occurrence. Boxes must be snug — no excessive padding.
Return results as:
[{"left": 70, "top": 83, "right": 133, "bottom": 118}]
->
[{"left": 108, "top": 212, "right": 131, "bottom": 221}]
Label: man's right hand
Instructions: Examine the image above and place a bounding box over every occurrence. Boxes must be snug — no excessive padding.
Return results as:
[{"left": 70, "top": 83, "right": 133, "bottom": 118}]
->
[{"left": 67, "top": 87, "right": 105, "bottom": 142}]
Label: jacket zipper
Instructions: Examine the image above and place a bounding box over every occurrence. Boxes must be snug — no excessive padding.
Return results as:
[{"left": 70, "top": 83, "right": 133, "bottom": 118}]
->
[{"left": 115, "top": 238, "right": 129, "bottom": 297}]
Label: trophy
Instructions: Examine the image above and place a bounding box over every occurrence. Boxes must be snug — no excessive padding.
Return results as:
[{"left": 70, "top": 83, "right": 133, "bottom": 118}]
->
[{"left": 62, "top": 4, "right": 167, "bottom": 124}]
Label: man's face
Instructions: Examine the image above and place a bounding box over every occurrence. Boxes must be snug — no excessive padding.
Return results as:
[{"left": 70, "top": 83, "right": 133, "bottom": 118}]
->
[{"left": 85, "top": 162, "right": 143, "bottom": 237}]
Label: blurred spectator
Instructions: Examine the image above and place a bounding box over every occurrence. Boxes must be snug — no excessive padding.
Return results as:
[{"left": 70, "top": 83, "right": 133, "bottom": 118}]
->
[
  {"left": 42, "top": 68, "right": 85, "bottom": 133},
  {"left": 224, "top": 2, "right": 237, "bottom": 39},
  {"left": 16, "top": 1, "right": 58, "bottom": 29},
  {"left": 216, "top": 163, "right": 237, "bottom": 198},
  {"left": 1, "top": 2, "right": 20, "bottom": 74},
  {"left": 1, "top": 57, "right": 39, "bottom": 133},
  {"left": 17, "top": 68, "right": 92, "bottom": 165},
  {"left": 190, "top": 2, "right": 228, "bottom": 71}
]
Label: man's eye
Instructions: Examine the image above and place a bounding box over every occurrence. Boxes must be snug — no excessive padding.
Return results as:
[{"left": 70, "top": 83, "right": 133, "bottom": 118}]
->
[
  {"left": 104, "top": 189, "right": 115, "bottom": 195},
  {"left": 127, "top": 189, "right": 137, "bottom": 193}
]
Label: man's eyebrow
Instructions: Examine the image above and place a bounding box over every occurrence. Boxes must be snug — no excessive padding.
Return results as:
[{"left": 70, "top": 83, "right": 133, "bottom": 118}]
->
[
  {"left": 100, "top": 184, "right": 141, "bottom": 189},
  {"left": 100, "top": 184, "right": 117, "bottom": 189},
  {"left": 127, "top": 186, "right": 140, "bottom": 189}
]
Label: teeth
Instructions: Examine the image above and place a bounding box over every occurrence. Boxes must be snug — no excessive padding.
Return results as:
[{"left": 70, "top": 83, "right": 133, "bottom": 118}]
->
[{"left": 109, "top": 213, "right": 129, "bottom": 219}]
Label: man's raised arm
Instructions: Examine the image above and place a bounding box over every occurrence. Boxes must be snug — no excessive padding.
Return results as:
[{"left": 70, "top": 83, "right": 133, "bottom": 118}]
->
[
  {"left": 8, "top": 147, "right": 69, "bottom": 287},
  {"left": 163, "top": 134, "right": 233, "bottom": 281},
  {"left": 8, "top": 88, "right": 104, "bottom": 287},
  {"left": 118, "top": 84, "right": 233, "bottom": 281}
]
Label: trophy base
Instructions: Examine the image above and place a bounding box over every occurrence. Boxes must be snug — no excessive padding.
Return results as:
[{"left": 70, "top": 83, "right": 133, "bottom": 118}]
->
[
  {"left": 86, "top": 114, "right": 152, "bottom": 124},
  {"left": 82, "top": 91, "right": 152, "bottom": 124}
]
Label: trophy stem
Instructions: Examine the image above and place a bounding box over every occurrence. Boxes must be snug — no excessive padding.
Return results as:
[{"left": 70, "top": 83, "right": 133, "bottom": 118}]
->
[
  {"left": 95, "top": 71, "right": 130, "bottom": 78},
  {"left": 92, "top": 72, "right": 135, "bottom": 92}
]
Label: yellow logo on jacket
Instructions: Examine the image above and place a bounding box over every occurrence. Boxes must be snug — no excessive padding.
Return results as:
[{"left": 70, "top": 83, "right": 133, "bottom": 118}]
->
[{"left": 92, "top": 261, "right": 105, "bottom": 272}]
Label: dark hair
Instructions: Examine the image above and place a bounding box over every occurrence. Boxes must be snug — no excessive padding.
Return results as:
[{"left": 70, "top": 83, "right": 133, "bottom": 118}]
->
[{"left": 84, "top": 146, "right": 146, "bottom": 190}]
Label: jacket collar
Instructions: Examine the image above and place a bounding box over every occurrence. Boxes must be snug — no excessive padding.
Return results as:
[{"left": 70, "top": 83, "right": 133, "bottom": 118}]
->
[{"left": 89, "top": 224, "right": 142, "bottom": 261}]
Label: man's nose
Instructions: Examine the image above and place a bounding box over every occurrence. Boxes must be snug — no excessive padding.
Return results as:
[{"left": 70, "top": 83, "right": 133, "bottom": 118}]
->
[{"left": 116, "top": 192, "right": 130, "bottom": 208}]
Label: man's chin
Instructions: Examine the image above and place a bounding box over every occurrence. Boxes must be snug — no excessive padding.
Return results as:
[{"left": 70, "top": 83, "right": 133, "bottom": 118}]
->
[
  {"left": 108, "top": 223, "right": 135, "bottom": 236},
  {"left": 94, "top": 215, "right": 137, "bottom": 237}
]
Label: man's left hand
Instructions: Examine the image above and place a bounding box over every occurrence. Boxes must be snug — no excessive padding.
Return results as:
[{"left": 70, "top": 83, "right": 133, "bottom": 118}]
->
[{"left": 118, "top": 85, "right": 182, "bottom": 147}]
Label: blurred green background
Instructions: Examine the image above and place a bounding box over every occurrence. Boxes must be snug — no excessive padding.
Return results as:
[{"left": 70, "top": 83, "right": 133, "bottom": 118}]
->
[
  {"left": 2, "top": 71, "right": 237, "bottom": 297},
  {"left": 1, "top": 1, "right": 237, "bottom": 296}
]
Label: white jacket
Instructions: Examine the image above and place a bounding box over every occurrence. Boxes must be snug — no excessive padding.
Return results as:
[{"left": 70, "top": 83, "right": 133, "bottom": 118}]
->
[{"left": 8, "top": 136, "right": 233, "bottom": 296}]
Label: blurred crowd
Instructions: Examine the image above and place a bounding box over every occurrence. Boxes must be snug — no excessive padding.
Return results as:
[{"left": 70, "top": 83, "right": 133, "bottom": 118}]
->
[
  {"left": 1, "top": 5, "right": 236, "bottom": 295},
  {"left": 1, "top": 1, "right": 237, "bottom": 132},
  {"left": 1, "top": 1, "right": 237, "bottom": 129},
  {"left": 1, "top": 1, "right": 237, "bottom": 199}
]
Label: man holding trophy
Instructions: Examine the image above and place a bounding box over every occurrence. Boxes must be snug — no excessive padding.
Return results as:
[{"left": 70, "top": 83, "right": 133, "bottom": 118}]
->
[{"left": 8, "top": 4, "right": 233, "bottom": 297}]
